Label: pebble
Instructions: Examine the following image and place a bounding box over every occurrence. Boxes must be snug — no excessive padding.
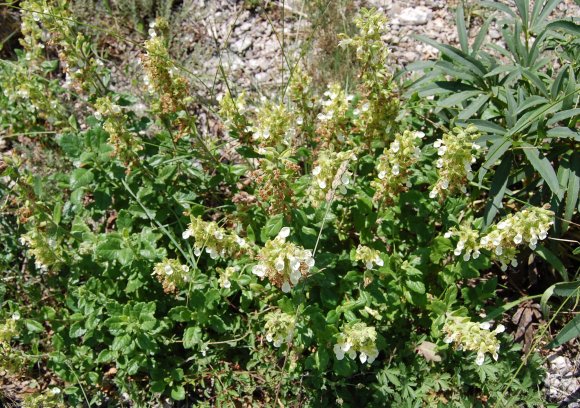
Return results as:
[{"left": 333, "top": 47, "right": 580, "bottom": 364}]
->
[{"left": 398, "top": 6, "right": 432, "bottom": 25}]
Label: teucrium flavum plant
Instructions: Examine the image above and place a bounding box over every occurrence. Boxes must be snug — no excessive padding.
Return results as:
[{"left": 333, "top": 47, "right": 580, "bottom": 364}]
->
[{"left": 1, "top": 4, "right": 571, "bottom": 406}]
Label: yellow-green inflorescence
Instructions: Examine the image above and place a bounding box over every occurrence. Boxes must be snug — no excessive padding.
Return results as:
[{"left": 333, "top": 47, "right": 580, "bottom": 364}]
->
[
  {"left": 19, "top": 230, "right": 63, "bottom": 272},
  {"left": 152, "top": 258, "right": 191, "bottom": 293},
  {"left": 0, "top": 314, "right": 19, "bottom": 344},
  {"left": 219, "top": 90, "right": 251, "bottom": 141},
  {"left": 333, "top": 322, "right": 379, "bottom": 364},
  {"left": 443, "top": 314, "right": 505, "bottom": 366},
  {"left": 142, "top": 19, "right": 192, "bottom": 117},
  {"left": 264, "top": 310, "right": 296, "bottom": 347},
  {"left": 182, "top": 216, "right": 248, "bottom": 260},
  {"left": 217, "top": 266, "right": 239, "bottom": 289},
  {"left": 247, "top": 100, "right": 294, "bottom": 148},
  {"left": 20, "top": 0, "right": 107, "bottom": 95},
  {"left": 371, "top": 130, "right": 424, "bottom": 204},
  {"left": 95, "top": 96, "right": 143, "bottom": 167},
  {"left": 429, "top": 125, "right": 482, "bottom": 200},
  {"left": 316, "top": 83, "right": 354, "bottom": 147},
  {"left": 354, "top": 245, "right": 384, "bottom": 270},
  {"left": 446, "top": 205, "right": 554, "bottom": 270},
  {"left": 252, "top": 227, "right": 315, "bottom": 293},
  {"left": 339, "top": 8, "right": 399, "bottom": 143},
  {"left": 309, "top": 149, "right": 357, "bottom": 205}
]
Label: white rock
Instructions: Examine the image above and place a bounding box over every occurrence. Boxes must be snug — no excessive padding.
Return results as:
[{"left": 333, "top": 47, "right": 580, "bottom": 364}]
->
[
  {"left": 398, "top": 7, "right": 432, "bottom": 25},
  {"left": 231, "top": 37, "right": 252, "bottom": 53}
]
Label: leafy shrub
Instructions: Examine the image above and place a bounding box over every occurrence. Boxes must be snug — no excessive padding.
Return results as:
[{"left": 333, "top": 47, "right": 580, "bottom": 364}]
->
[{"left": 1, "top": 1, "right": 577, "bottom": 406}]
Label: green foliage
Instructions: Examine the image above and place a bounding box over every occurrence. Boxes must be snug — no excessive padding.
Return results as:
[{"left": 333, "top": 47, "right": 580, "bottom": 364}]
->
[
  {"left": 408, "top": 0, "right": 579, "bottom": 279},
  {"left": 0, "top": 2, "right": 577, "bottom": 406}
]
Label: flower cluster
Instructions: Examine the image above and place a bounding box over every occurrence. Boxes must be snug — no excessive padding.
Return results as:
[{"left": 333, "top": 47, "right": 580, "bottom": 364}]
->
[
  {"left": 0, "top": 0, "right": 68, "bottom": 132},
  {"left": 429, "top": 125, "right": 481, "bottom": 200},
  {"left": 371, "top": 130, "right": 424, "bottom": 203},
  {"left": 309, "top": 149, "right": 356, "bottom": 205},
  {"left": 445, "top": 205, "right": 554, "bottom": 270},
  {"left": 480, "top": 206, "right": 554, "bottom": 270},
  {"left": 182, "top": 216, "right": 247, "bottom": 260},
  {"left": 316, "top": 83, "right": 354, "bottom": 146},
  {"left": 0, "top": 314, "right": 19, "bottom": 344},
  {"left": 264, "top": 310, "right": 295, "bottom": 347},
  {"left": 249, "top": 148, "right": 301, "bottom": 215},
  {"left": 19, "top": 230, "right": 63, "bottom": 272},
  {"left": 354, "top": 245, "right": 384, "bottom": 270},
  {"left": 443, "top": 315, "right": 505, "bottom": 366},
  {"left": 95, "top": 96, "right": 142, "bottom": 167},
  {"left": 152, "top": 258, "right": 191, "bottom": 293},
  {"left": 252, "top": 227, "right": 314, "bottom": 292},
  {"left": 333, "top": 322, "right": 379, "bottom": 364},
  {"left": 444, "top": 223, "right": 481, "bottom": 262},
  {"left": 219, "top": 90, "right": 251, "bottom": 141},
  {"left": 142, "top": 19, "right": 191, "bottom": 117},
  {"left": 20, "top": 0, "right": 107, "bottom": 95},
  {"left": 339, "top": 8, "right": 399, "bottom": 142},
  {"left": 217, "top": 266, "right": 238, "bottom": 289},
  {"left": 246, "top": 101, "right": 294, "bottom": 147},
  {"left": 287, "top": 65, "right": 316, "bottom": 132},
  {"left": 22, "top": 388, "right": 65, "bottom": 408}
]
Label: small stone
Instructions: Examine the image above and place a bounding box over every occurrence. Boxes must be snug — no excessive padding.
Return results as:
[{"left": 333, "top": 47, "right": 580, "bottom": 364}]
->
[
  {"left": 398, "top": 6, "right": 432, "bottom": 25},
  {"left": 231, "top": 37, "right": 252, "bottom": 53},
  {"left": 489, "top": 29, "right": 501, "bottom": 40}
]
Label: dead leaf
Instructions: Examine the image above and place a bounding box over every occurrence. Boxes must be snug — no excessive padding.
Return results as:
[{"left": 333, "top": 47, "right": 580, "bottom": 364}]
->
[
  {"left": 512, "top": 301, "right": 542, "bottom": 354},
  {"left": 415, "top": 341, "right": 442, "bottom": 362}
]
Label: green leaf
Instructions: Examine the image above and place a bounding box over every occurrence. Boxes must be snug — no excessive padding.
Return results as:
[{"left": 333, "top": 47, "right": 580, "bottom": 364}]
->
[
  {"left": 171, "top": 385, "right": 186, "bottom": 401},
  {"left": 546, "top": 127, "right": 580, "bottom": 141},
  {"left": 470, "top": 120, "right": 506, "bottom": 135},
  {"left": 456, "top": 5, "right": 469, "bottom": 53},
  {"left": 58, "top": 133, "right": 83, "bottom": 157},
  {"left": 483, "top": 155, "right": 512, "bottom": 228},
  {"left": 458, "top": 94, "right": 490, "bottom": 120},
  {"left": 546, "top": 108, "right": 580, "bottom": 126},
  {"left": 261, "top": 214, "right": 284, "bottom": 242},
  {"left": 406, "top": 280, "right": 426, "bottom": 294},
  {"left": 112, "top": 334, "right": 132, "bottom": 351},
  {"left": 479, "top": 138, "right": 512, "bottom": 183},
  {"left": 472, "top": 16, "right": 493, "bottom": 53},
  {"left": 97, "top": 349, "right": 114, "bottom": 363},
  {"left": 563, "top": 154, "right": 580, "bottom": 231},
  {"left": 546, "top": 20, "right": 580, "bottom": 36},
  {"left": 522, "top": 143, "right": 564, "bottom": 199},
  {"left": 53, "top": 202, "right": 62, "bottom": 225},
  {"left": 429, "top": 237, "right": 453, "bottom": 264},
  {"left": 25, "top": 319, "right": 44, "bottom": 333},
  {"left": 438, "top": 90, "right": 482, "bottom": 108},
  {"left": 548, "top": 314, "right": 580, "bottom": 348},
  {"left": 541, "top": 280, "right": 580, "bottom": 317},
  {"left": 68, "top": 322, "right": 86, "bottom": 338},
  {"left": 95, "top": 235, "right": 134, "bottom": 266},
  {"left": 415, "top": 35, "right": 485, "bottom": 76},
  {"left": 70, "top": 169, "right": 94, "bottom": 189},
  {"left": 168, "top": 306, "right": 193, "bottom": 322},
  {"left": 535, "top": 244, "right": 568, "bottom": 281},
  {"left": 183, "top": 326, "right": 202, "bottom": 349}
]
